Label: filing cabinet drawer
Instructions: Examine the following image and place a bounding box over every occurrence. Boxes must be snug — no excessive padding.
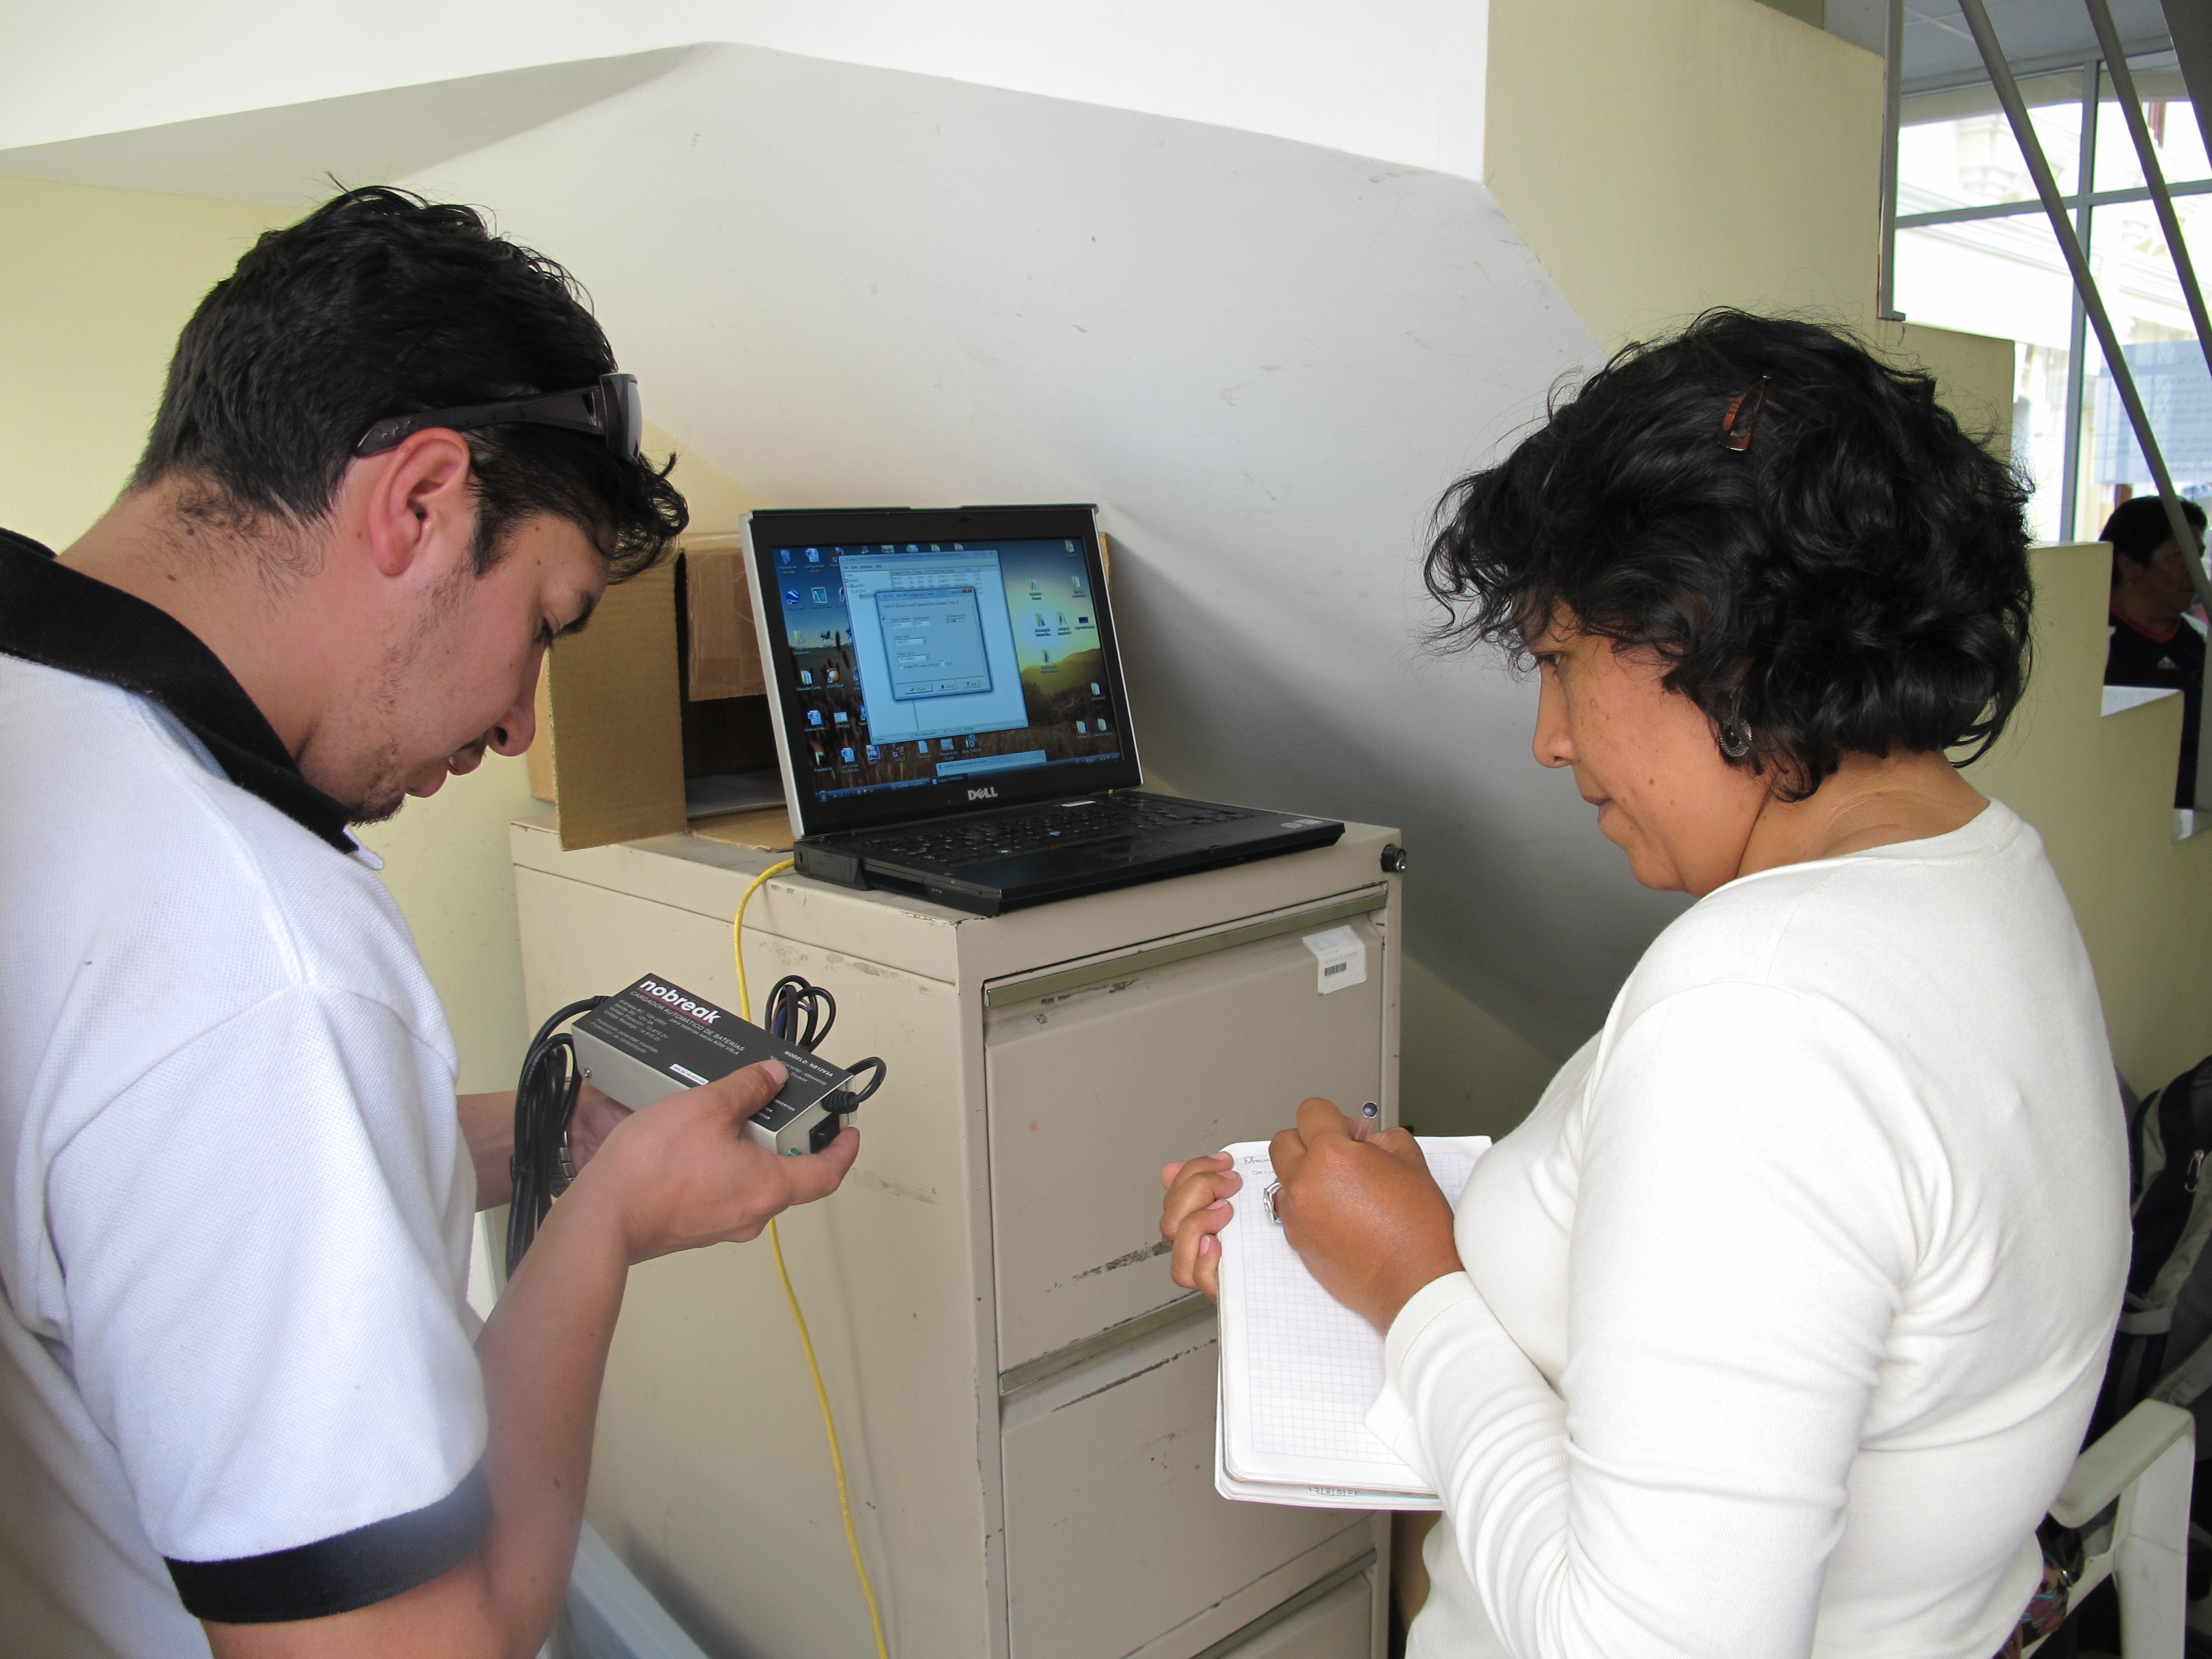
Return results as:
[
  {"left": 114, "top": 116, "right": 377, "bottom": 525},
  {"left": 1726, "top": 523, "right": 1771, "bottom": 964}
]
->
[
  {"left": 985, "top": 914, "right": 1385, "bottom": 1370},
  {"left": 1000, "top": 1318, "right": 1352, "bottom": 1659},
  {"left": 1223, "top": 1571, "right": 1374, "bottom": 1657}
]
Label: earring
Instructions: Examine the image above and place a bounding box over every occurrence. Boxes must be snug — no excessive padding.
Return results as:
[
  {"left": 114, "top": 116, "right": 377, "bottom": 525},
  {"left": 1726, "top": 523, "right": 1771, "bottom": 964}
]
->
[{"left": 1718, "top": 720, "right": 1754, "bottom": 759}]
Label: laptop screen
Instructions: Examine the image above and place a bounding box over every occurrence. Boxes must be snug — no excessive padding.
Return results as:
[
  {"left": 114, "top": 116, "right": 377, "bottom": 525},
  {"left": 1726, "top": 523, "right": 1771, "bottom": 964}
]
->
[{"left": 747, "top": 506, "right": 1142, "bottom": 834}]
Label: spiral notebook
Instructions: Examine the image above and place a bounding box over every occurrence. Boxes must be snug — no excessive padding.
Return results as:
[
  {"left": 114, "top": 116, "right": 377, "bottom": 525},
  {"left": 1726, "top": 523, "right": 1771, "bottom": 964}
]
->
[{"left": 1213, "top": 1135, "right": 1490, "bottom": 1510}]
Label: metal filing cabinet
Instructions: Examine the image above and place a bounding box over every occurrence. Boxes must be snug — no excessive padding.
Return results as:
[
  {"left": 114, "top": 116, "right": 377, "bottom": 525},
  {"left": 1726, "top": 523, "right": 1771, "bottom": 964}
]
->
[{"left": 510, "top": 811, "right": 1400, "bottom": 1658}]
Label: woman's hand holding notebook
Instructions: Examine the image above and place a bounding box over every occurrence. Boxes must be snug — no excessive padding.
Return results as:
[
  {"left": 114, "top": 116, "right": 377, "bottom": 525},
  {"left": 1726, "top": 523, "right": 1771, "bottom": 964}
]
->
[{"left": 1213, "top": 1136, "right": 1490, "bottom": 1510}]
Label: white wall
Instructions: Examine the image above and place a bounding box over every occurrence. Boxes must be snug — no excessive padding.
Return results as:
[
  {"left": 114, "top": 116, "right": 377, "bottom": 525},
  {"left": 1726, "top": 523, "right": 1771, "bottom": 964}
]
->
[
  {"left": 0, "top": 2, "right": 1488, "bottom": 187},
  {"left": 9, "top": 4, "right": 1905, "bottom": 1098},
  {"left": 381, "top": 43, "right": 1655, "bottom": 1060},
  {"left": 0, "top": 17, "right": 1651, "bottom": 1071}
]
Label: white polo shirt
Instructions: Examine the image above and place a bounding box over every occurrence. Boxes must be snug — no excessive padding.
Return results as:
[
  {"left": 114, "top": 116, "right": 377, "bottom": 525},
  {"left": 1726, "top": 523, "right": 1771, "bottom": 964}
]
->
[{"left": 0, "top": 533, "right": 488, "bottom": 1655}]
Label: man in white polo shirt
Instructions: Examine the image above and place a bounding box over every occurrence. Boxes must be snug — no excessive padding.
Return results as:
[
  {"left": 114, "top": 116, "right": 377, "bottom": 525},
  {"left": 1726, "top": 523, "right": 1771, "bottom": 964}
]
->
[{"left": 0, "top": 187, "right": 858, "bottom": 1658}]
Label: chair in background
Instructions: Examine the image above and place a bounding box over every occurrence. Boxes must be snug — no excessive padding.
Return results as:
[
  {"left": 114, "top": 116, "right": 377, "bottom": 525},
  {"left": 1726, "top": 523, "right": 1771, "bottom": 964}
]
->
[{"left": 2025, "top": 1398, "right": 2194, "bottom": 1657}]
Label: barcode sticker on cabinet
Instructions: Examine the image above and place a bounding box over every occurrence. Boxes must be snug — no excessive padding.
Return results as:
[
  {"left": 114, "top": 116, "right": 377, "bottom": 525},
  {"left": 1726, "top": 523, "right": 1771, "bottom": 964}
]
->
[{"left": 1301, "top": 925, "right": 1368, "bottom": 996}]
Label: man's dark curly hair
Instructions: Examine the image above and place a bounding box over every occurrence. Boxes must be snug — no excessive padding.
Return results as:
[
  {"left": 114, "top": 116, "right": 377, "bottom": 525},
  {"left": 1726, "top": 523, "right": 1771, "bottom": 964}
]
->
[
  {"left": 1425, "top": 310, "right": 2033, "bottom": 801},
  {"left": 135, "top": 185, "right": 686, "bottom": 579}
]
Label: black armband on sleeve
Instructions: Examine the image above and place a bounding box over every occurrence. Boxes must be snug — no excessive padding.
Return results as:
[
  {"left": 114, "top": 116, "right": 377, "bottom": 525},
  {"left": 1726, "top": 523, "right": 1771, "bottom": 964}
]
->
[{"left": 167, "top": 1464, "right": 492, "bottom": 1624}]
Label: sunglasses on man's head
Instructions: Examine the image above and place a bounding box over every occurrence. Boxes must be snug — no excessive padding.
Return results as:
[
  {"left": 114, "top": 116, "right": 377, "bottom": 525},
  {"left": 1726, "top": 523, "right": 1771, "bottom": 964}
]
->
[{"left": 352, "top": 371, "right": 642, "bottom": 461}]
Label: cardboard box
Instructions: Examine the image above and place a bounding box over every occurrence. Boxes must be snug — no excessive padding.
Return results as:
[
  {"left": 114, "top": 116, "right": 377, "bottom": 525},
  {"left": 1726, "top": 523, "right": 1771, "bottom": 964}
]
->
[
  {"left": 525, "top": 534, "right": 789, "bottom": 853},
  {"left": 682, "top": 535, "right": 765, "bottom": 701}
]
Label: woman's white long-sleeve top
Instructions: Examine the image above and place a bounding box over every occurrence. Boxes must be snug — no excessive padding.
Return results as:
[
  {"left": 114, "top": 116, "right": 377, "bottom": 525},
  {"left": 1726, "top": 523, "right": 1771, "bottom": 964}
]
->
[{"left": 1376, "top": 801, "right": 2130, "bottom": 1659}]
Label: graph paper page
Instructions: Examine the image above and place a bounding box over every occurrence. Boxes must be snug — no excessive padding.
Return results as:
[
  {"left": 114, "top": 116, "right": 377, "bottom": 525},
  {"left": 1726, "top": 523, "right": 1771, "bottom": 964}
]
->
[{"left": 1216, "top": 1136, "right": 1489, "bottom": 1498}]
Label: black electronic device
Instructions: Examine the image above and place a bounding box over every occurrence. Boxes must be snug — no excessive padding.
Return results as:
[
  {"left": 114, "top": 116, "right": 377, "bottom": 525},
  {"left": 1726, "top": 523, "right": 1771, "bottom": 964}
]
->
[
  {"left": 505, "top": 973, "right": 884, "bottom": 1272},
  {"left": 572, "top": 976, "right": 862, "bottom": 1156},
  {"left": 743, "top": 503, "right": 1344, "bottom": 914}
]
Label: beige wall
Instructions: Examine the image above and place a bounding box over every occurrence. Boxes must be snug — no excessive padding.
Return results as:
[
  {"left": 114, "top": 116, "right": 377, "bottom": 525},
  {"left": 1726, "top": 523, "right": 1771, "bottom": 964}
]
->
[
  {"left": 1500, "top": 73, "right": 2212, "bottom": 1102},
  {"left": 0, "top": 176, "right": 281, "bottom": 546},
  {"left": 1970, "top": 545, "right": 2212, "bottom": 1096},
  {"left": 1875, "top": 320, "right": 2017, "bottom": 459},
  {"left": 1485, "top": 0, "right": 1883, "bottom": 347},
  {"left": 1401, "top": 958, "right": 1561, "bottom": 1138}
]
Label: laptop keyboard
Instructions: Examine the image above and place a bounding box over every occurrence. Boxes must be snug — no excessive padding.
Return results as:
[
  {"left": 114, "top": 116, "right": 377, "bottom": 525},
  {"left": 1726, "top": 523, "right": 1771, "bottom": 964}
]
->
[{"left": 856, "top": 795, "right": 1249, "bottom": 865}]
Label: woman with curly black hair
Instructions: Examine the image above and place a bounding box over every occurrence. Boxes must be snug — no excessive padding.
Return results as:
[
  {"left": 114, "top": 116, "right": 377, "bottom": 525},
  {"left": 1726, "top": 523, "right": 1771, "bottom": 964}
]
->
[{"left": 1162, "top": 312, "right": 2130, "bottom": 1658}]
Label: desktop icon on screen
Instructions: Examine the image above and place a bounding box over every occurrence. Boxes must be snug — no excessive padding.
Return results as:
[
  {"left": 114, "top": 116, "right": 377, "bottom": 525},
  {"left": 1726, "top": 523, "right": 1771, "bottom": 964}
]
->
[
  {"left": 1076, "top": 721, "right": 1087, "bottom": 734},
  {"left": 806, "top": 709, "right": 823, "bottom": 728},
  {"left": 840, "top": 746, "right": 856, "bottom": 763},
  {"left": 1090, "top": 682, "right": 1102, "bottom": 695},
  {"left": 833, "top": 711, "right": 850, "bottom": 726},
  {"left": 805, "top": 548, "right": 821, "bottom": 563},
  {"left": 940, "top": 739, "right": 954, "bottom": 753},
  {"left": 778, "top": 549, "right": 793, "bottom": 565},
  {"left": 800, "top": 670, "right": 814, "bottom": 685},
  {"left": 865, "top": 745, "right": 880, "bottom": 761},
  {"left": 785, "top": 588, "right": 803, "bottom": 608},
  {"left": 964, "top": 734, "right": 979, "bottom": 748},
  {"left": 811, "top": 587, "right": 829, "bottom": 605}
]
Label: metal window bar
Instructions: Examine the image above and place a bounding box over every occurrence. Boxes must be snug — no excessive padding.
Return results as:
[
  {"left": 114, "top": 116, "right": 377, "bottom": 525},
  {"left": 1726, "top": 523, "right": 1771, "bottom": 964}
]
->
[
  {"left": 1879, "top": 0, "right": 1906, "bottom": 321},
  {"left": 1896, "top": 175, "right": 2212, "bottom": 230},
  {"left": 1956, "top": 0, "right": 2212, "bottom": 616},
  {"left": 2090, "top": 0, "right": 2212, "bottom": 428},
  {"left": 2059, "top": 58, "right": 2099, "bottom": 543}
]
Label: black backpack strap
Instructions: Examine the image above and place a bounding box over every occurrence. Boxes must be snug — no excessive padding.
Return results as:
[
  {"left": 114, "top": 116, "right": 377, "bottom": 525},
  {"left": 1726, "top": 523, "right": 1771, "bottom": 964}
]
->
[{"left": 2128, "top": 1057, "right": 2212, "bottom": 1297}]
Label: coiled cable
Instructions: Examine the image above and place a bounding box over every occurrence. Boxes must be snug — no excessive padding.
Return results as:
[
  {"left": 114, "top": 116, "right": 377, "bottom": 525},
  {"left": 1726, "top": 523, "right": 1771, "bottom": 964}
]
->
[{"left": 506, "top": 996, "right": 606, "bottom": 1275}]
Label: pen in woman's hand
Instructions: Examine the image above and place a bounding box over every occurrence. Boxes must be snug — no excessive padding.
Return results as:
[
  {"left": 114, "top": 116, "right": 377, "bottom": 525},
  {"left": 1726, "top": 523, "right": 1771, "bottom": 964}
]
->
[{"left": 1353, "top": 1101, "right": 1381, "bottom": 1143}]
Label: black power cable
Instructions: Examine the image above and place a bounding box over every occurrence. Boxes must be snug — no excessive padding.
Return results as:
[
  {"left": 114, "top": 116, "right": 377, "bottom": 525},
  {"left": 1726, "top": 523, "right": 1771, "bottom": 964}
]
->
[
  {"left": 762, "top": 975, "right": 836, "bottom": 1052},
  {"left": 763, "top": 975, "right": 885, "bottom": 1116},
  {"left": 506, "top": 996, "right": 604, "bottom": 1276}
]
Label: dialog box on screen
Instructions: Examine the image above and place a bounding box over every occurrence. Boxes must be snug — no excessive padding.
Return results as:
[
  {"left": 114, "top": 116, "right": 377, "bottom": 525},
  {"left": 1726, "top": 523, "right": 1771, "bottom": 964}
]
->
[{"left": 877, "top": 587, "right": 994, "bottom": 700}]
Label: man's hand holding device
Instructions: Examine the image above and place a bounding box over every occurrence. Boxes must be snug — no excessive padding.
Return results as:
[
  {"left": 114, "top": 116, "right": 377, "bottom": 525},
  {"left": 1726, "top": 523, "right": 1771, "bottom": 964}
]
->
[{"left": 569, "top": 1061, "right": 859, "bottom": 1265}]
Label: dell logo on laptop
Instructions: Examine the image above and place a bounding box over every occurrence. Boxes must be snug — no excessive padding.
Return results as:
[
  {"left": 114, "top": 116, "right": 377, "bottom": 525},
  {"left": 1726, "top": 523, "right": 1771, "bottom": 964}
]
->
[{"left": 968, "top": 786, "right": 999, "bottom": 801}]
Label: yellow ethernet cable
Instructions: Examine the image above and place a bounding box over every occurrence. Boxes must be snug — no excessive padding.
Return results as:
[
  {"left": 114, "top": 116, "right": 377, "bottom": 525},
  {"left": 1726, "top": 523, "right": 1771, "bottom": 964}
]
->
[{"left": 731, "top": 858, "right": 890, "bottom": 1659}]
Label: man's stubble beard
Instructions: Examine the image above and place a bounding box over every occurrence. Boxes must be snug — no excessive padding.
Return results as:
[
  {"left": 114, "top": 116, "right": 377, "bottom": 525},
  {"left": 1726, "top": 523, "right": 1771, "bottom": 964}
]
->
[{"left": 343, "top": 559, "right": 477, "bottom": 826}]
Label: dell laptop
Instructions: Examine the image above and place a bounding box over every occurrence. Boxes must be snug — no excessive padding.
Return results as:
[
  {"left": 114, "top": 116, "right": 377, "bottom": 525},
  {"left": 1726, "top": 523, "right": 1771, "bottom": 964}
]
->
[{"left": 743, "top": 504, "right": 1342, "bottom": 914}]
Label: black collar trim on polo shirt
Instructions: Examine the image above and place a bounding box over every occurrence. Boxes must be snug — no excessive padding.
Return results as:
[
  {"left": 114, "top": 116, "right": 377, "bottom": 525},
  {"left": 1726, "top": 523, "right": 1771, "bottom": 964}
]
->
[{"left": 0, "top": 528, "right": 355, "bottom": 852}]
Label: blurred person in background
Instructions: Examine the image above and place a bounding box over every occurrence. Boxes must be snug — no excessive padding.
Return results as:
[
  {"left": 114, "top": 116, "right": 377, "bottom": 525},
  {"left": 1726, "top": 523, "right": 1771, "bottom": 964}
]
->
[{"left": 2100, "top": 494, "right": 2207, "bottom": 809}]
